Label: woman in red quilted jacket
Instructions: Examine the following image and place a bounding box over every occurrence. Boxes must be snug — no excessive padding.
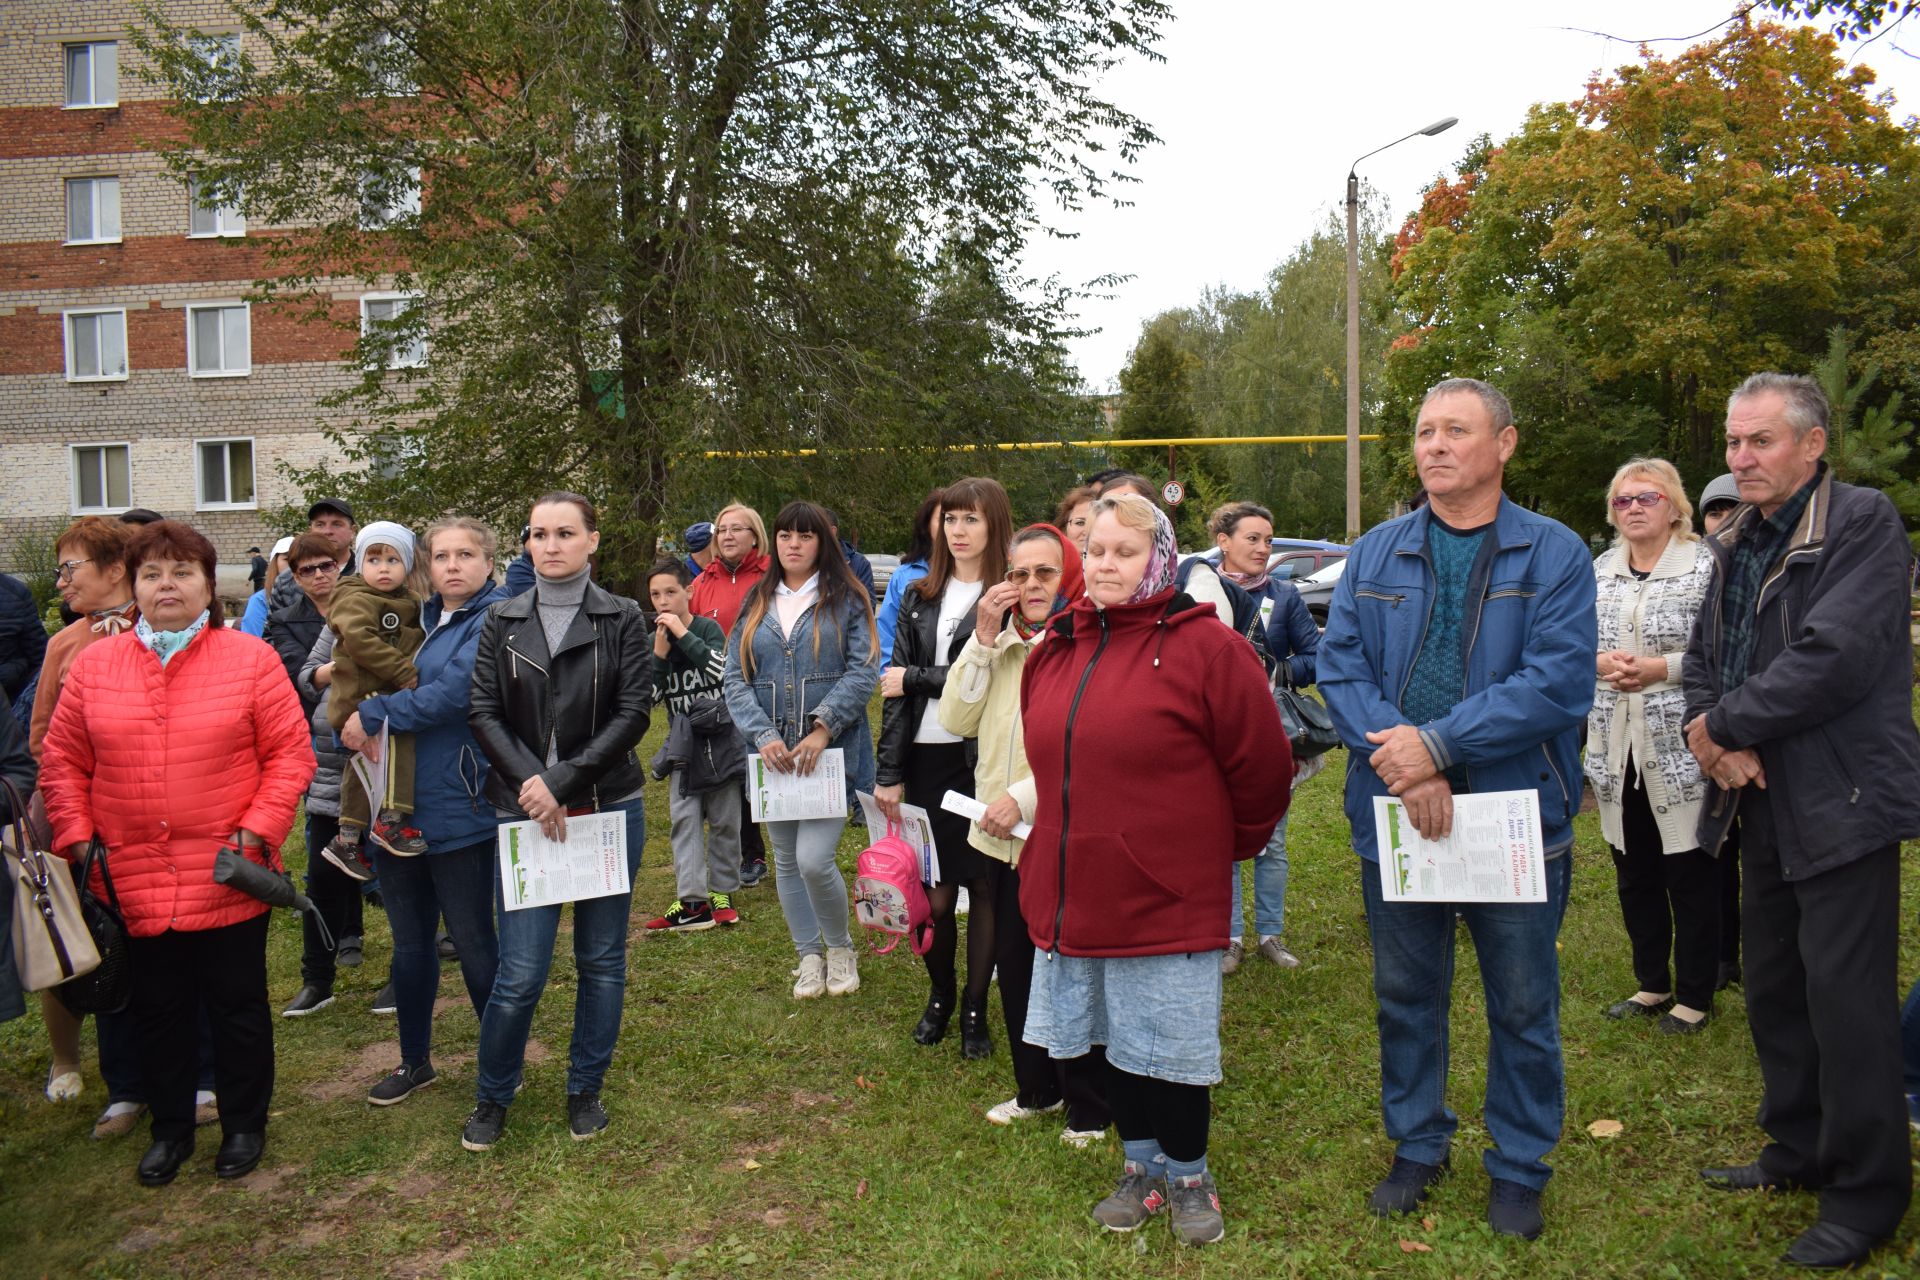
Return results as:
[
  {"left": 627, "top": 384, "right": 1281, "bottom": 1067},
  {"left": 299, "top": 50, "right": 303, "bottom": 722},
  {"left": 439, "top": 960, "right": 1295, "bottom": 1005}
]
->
[{"left": 40, "top": 521, "right": 314, "bottom": 1188}]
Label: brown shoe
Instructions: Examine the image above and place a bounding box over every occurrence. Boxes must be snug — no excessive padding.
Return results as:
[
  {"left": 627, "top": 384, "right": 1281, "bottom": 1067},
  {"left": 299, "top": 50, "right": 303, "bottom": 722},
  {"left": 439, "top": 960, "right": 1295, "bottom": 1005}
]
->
[{"left": 92, "top": 1103, "right": 147, "bottom": 1139}]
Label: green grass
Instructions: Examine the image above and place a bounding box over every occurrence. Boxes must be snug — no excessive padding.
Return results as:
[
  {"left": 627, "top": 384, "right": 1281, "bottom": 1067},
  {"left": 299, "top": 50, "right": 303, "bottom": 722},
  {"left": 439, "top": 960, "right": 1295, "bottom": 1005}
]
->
[{"left": 3, "top": 712, "right": 1919, "bottom": 1278}]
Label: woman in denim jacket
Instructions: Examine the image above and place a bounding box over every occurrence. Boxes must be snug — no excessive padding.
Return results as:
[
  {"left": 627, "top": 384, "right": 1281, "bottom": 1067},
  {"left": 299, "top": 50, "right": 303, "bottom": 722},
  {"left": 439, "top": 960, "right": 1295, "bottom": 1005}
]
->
[{"left": 722, "top": 501, "right": 880, "bottom": 1001}]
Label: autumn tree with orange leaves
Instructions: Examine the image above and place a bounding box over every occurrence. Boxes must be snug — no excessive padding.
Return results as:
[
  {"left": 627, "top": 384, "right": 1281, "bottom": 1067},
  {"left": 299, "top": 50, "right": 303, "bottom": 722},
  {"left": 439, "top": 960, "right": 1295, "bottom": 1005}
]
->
[{"left": 1382, "top": 21, "right": 1920, "bottom": 537}]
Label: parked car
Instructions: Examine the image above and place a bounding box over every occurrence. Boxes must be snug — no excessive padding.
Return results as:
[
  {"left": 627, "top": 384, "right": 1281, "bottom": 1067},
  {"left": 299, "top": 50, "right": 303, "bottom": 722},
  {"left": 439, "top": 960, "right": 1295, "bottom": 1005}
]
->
[
  {"left": 1191, "top": 538, "right": 1348, "bottom": 583},
  {"left": 867, "top": 553, "right": 899, "bottom": 597},
  {"left": 1294, "top": 557, "right": 1346, "bottom": 627}
]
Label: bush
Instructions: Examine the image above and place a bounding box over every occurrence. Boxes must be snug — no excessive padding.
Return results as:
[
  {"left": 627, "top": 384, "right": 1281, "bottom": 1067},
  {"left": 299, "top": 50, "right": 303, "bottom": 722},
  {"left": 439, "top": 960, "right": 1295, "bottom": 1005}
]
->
[{"left": 5, "top": 535, "right": 59, "bottom": 618}]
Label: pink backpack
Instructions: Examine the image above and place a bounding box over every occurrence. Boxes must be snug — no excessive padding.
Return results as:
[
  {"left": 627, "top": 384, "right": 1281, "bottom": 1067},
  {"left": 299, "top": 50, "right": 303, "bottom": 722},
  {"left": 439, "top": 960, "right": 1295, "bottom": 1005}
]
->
[{"left": 852, "top": 823, "right": 933, "bottom": 955}]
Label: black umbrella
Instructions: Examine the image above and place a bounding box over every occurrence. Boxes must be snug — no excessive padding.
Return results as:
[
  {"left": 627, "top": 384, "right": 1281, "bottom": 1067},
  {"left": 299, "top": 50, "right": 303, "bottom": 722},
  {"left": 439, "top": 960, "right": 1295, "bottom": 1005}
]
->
[{"left": 212, "top": 847, "right": 334, "bottom": 950}]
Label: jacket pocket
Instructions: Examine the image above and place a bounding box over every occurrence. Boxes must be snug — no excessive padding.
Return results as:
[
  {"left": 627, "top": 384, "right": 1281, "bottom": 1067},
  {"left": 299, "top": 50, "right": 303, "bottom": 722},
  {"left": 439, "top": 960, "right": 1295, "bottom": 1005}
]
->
[{"left": 1059, "top": 830, "right": 1177, "bottom": 946}]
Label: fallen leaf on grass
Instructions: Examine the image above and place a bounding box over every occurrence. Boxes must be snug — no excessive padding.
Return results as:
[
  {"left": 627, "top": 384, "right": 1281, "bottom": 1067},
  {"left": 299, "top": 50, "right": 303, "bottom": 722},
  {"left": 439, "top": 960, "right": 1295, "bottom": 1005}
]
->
[
  {"left": 1421, "top": 1216, "right": 1436, "bottom": 1232},
  {"left": 1586, "top": 1118, "right": 1624, "bottom": 1139},
  {"left": 742, "top": 1158, "right": 762, "bottom": 1171},
  {"left": 856, "top": 1075, "right": 877, "bottom": 1090},
  {"left": 856, "top": 1179, "right": 868, "bottom": 1199},
  {"left": 1397, "top": 1239, "right": 1433, "bottom": 1253},
  {"left": 762, "top": 1209, "right": 788, "bottom": 1228}
]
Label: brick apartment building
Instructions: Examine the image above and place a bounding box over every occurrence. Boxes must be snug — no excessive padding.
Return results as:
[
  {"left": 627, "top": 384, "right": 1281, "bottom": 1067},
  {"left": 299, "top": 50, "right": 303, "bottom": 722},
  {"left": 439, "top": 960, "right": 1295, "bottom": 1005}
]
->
[{"left": 0, "top": 0, "right": 415, "bottom": 594}]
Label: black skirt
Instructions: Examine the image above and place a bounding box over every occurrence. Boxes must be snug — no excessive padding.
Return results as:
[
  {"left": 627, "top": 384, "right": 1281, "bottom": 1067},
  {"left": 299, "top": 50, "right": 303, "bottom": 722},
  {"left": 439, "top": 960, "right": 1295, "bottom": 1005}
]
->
[{"left": 903, "top": 739, "right": 987, "bottom": 885}]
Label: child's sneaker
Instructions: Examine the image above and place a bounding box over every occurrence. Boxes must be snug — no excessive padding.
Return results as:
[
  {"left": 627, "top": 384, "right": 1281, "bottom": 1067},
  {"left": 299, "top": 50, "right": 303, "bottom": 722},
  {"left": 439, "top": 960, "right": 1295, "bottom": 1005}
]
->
[
  {"left": 1167, "top": 1171, "right": 1226, "bottom": 1246},
  {"left": 371, "top": 813, "right": 427, "bottom": 856},
  {"left": 645, "top": 900, "right": 716, "bottom": 932},
  {"left": 710, "top": 893, "right": 740, "bottom": 926},
  {"left": 1092, "top": 1160, "right": 1168, "bottom": 1231},
  {"left": 322, "top": 829, "right": 377, "bottom": 882}
]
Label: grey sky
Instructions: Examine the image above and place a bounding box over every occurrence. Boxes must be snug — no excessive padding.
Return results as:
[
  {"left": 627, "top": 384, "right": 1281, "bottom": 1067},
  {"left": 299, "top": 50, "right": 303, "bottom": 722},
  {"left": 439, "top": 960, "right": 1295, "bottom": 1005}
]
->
[{"left": 1029, "top": 2, "right": 1920, "bottom": 392}]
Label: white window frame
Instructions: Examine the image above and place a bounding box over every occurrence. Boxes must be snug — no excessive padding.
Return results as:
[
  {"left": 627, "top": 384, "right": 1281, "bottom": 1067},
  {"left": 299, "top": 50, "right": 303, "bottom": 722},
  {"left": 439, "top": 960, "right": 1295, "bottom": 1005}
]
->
[
  {"left": 358, "top": 166, "right": 421, "bottom": 229},
  {"left": 362, "top": 29, "right": 416, "bottom": 97},
  {"left": 189, "top": 33, "right": 241, "bottom": 102},
  {"left": 69, "top": 443, "right": 132, "bottom": 514},
  {"left": 185, "top": 302, "right": 251, "bottom": 378},
  {"left": 63, "top": 42, "right": 117, "bottom": 109},
  {"left": 360, "top": 292, "right": 428, "bottom": 368},
  {"left": 187, "top": 175, "right": 245, "bottom": 237},
  {"left": 65, "top": 175, "right": 121, "bottom": 245},
  {"left": 193, "top": 437, "right": 257, "bottom": 510},
  {"left": 64, "top": 307, "right": 128, "bottom": 382}
]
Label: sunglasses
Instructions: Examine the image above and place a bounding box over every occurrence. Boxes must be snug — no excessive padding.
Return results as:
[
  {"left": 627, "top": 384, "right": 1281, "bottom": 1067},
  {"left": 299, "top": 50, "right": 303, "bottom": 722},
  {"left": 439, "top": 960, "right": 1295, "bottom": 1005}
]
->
[
  {"left": 1610, "top": 492, "right": 1666, "bottom": 510},
  {"left": 1006, "top": 566, "right": 1062, "bottom": 586},
  {"left": 295, "top": 561, "right": 341, "bottom": 578}
]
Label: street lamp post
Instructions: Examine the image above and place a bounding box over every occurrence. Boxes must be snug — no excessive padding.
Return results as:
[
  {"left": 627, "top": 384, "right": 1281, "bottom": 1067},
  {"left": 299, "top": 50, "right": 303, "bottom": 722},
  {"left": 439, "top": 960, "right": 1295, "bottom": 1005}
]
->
[{"left": 1345, "top": 115, "right": 1457, "bottom": 542}]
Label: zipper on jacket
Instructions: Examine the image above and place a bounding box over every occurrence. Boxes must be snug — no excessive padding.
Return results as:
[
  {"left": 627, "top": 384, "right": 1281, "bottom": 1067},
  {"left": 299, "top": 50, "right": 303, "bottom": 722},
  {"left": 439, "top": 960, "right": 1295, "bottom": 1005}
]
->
[
  {"left": 1354, "top": 589, "right": 1406, "bottom": 607},
  {"left": 1051, "top": 608, "right": 1111, "bottom": 955}
]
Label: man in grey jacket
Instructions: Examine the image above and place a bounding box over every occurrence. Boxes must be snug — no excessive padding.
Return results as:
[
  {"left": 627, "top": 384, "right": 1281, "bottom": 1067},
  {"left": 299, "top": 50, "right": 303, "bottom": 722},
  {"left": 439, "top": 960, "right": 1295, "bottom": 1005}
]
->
[{"left": 1684, "top": 372, "right": 1920, "bottom": 1271}]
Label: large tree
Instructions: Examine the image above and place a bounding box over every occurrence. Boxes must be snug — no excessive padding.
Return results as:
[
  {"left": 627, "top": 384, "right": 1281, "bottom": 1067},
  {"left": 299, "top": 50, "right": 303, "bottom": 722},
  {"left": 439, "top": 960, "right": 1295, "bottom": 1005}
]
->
[
  {"left": 1385, "top": 21, "right": 1918, "bottom": 537},
  {"left": 135, "top": 0, "right": 1165, "bottom": 579}
]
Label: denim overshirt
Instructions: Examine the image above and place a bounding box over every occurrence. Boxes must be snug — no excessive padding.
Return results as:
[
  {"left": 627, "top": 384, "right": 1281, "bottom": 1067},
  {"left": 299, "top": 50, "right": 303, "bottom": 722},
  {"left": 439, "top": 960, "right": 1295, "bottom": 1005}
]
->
[
  {"left": 721, "top": 592, "right": 880, "bottom": 798},
  {"left": 1319, "top": 497, "right": 1598, "bottom": 860}
]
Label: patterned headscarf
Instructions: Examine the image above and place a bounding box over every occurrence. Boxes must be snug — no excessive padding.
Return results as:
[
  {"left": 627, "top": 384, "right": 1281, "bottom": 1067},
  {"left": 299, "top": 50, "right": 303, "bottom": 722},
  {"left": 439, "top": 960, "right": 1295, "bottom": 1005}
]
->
[{"left": 1094, "top": 493, "right": 1178, "bottom": 608}]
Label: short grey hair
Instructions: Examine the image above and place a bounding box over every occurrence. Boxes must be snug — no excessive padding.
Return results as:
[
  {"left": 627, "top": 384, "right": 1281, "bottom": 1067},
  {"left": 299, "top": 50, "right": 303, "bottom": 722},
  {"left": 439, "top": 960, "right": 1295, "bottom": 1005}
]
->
[
  {"left": 1421, "top": 378, "right": 1513, "bottom": 432},
  {"left": 1727, "top": 372, "right": 1829, "bottom": 439}
]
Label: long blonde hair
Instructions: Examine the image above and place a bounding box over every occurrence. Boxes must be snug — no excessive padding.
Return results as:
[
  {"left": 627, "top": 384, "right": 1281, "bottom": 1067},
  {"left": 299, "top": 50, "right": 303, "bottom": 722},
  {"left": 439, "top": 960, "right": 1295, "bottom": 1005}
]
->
[{"left": 1605, "top": 457, "right": 1696, "bottom": 546}]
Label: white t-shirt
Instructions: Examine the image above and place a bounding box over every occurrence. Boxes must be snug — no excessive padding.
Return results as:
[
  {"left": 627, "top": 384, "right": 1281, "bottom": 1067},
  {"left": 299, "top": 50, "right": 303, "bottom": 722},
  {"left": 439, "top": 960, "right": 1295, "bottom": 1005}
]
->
[
  {"left": 773, "top": 573, "right": 820, "bottom": 638},
  {"left": 914, "top": 577, "right": 986, "bottom": 743}
]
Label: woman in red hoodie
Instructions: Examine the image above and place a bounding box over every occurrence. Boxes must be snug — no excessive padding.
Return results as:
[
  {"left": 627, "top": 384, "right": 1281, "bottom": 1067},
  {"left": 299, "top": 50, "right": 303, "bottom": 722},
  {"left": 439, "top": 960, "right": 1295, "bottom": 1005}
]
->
[
  {"left": 1019, "top": 492, "right": 1291, "bottom": 1248},
  {"left": 691, "top": 501, "right": 772, "bottom": 887}
]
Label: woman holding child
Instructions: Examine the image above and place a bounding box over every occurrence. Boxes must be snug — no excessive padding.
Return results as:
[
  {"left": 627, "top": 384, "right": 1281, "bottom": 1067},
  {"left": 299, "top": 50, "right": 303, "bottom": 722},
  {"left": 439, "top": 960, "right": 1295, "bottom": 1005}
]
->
[{"left": 464, "top": 493, "right": 652, "bottom": 1151}]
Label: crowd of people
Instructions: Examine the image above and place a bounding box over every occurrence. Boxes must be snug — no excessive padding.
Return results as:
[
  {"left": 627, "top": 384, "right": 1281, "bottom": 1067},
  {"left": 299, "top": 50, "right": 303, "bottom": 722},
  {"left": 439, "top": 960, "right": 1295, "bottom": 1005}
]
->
[{"left": 0, "top": 369, "right": 1917, "bottom": 1268}]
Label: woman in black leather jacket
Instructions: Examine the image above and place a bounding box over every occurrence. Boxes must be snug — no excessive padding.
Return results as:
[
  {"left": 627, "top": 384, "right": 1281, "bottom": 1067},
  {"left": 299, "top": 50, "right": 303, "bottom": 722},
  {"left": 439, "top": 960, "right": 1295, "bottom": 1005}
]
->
[
  {"left": 462, "top": 491, "right": 652, "bottom": 1153},
  {"left": 874, "top": 476, "right": 1012, "bottom": 1059}
]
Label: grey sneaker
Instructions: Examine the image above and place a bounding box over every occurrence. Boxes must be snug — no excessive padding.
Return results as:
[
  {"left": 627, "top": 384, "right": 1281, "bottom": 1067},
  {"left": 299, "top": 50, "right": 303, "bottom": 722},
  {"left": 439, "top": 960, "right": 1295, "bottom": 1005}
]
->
[
  {"left": 1220, "top": 940, "right": 1244, "bottom": 976},
  {"left": 1168, "top": 1171, "right": 1226, "bottom": 1246},
  {"left": 1091, "top": 1160, "right": 1168, "bottom": 1232},
  {"left": 461, "top": 1101, "right": 507, "bottom": 1151},
  {"left": 1257, "top": 937, "right": 1301, "bottom": 968},
  {"left": 368, "top": 1062, "right": 436, "bottom": 1106}
]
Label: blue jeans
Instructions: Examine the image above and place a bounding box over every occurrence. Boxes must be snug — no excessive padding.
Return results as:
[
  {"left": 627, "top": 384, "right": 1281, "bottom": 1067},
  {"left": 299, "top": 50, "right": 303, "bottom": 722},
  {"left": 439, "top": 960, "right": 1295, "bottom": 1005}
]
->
[
  {"left": 1360, "top": 852, "right": 1571, "bottom": 1190},
  {"left": 476, "top": 797, "right": 643, "bottom": 1105},
  {"left": 373, "top": 840, "right": 499, "bottom": 1068},
  {"left": 766, "top": 815, "right": 852, "bottom": 957},
  {"left": 1229, "top": 816, "right": 1289, "bottom": 940}
]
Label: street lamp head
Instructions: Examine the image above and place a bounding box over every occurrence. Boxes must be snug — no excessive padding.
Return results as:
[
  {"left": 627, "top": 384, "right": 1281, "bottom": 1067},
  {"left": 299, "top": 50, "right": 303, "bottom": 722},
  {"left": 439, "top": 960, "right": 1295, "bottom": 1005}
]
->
[{"left": 1420, "top": 116, "right": 1459, "bottom": 136}]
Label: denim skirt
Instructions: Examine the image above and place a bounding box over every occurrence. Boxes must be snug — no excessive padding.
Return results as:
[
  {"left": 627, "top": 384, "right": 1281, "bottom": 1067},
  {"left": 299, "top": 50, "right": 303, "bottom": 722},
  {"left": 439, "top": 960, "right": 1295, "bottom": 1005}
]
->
[{"left": 1023, "top": 947, "right": 1224, "bottom": 1086}]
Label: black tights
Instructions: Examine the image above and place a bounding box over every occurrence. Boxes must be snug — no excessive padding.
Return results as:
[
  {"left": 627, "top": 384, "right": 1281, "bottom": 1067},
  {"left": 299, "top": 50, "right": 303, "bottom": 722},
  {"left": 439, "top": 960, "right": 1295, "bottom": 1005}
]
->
[
  {"left": 1107, "top": 1066, "right": 1210, "bottom": 1162},
  {"left": 923, "top": 863, "right": 1001, "bottom": 1007}
]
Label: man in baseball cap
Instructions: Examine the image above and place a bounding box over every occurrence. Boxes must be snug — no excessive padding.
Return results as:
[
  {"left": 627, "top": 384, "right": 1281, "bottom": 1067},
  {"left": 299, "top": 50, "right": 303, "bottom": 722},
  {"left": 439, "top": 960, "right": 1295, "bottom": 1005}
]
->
[{"left": 683, "top": 522, "right": 715, "bottom": 579}]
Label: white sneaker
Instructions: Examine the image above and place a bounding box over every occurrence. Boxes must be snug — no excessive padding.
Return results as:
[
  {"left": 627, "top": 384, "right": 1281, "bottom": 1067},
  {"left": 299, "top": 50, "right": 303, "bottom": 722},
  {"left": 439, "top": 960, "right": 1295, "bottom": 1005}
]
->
[
  {"left": 1061, "top": 1126, "right": 1108, "bottom": 1149},
  {"left": 987, "top": 1096, "right": 1065, "bottom": 1125},
  {"left": 793, "top": 953, "right": 827, "bottom": 999},
  {"left": 825, "top": 946, "right": 859, "bottom": 996},
  {"left": 1257, "top": 937, "right": 1301, "bottom": 969}
]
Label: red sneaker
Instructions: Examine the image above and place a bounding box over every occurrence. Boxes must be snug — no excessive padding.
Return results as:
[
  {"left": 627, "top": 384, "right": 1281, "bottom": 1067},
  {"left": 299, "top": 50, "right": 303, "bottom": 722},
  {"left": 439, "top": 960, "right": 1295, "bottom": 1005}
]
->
[{"left": 711, "top": 893, "right": 739, "bottom": 926}]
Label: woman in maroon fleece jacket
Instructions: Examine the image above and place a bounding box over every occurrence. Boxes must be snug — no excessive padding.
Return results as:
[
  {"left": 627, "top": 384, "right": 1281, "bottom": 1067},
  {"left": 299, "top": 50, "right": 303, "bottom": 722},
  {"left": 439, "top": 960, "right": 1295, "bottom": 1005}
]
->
[{"left": 1018, "top": 492, "right": 1291, "bottom": 1247}]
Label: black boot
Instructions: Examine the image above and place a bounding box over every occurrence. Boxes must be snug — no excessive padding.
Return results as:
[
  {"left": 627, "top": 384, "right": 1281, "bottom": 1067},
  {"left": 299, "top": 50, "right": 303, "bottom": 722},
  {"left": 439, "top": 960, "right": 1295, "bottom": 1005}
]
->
[
  {"left": 959, "top": 994, "right": 992, "bottom": 1060},
  {"left": 911, "top": 990, "right": 955, "bottom": 1045}
]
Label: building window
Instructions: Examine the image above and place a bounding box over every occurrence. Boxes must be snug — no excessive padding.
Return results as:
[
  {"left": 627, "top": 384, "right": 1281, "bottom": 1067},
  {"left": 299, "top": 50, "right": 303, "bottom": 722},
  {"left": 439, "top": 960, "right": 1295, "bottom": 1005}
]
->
[
  {"left": 65, "top": 308, "right": 128, "bottom": 381},
  {"left": 187, "top": 176, "right": 245, "bottom": 237},
  {"left": 359, "top": 166, "right": 421, "bottom": 229},
  {"left": 189, "top": 33, "right": 241, "bottom": 101},
  {"left": 360, "top": 293, "right": 427, "bottom": 368},
  {"left": 362, "top": 29, "right": 416, "bottom": 96},
  {"left": 71, "top": 444, "right": 131, "bottom": 513},
  {"left": 65, "top": 176, "right": 121, "bottom": 244},
  {"left": 64, "top": 42, "right": 117, "bottom": 108},
  {"left": 195, "top": 438, "right": 256, "bottom": 509},
  {"left": 186, "top": 303, "right": 251, "bottom": 377}
]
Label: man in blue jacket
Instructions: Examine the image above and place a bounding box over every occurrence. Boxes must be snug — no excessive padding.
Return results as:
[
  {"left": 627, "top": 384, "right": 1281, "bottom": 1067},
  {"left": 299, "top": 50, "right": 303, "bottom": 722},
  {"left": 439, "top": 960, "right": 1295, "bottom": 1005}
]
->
[
  {"left": 1320, "top": 378, "right": 1596, "bottom": 1243},
  {"left": 1685, "top": 373, "right": 1920, "bottom": 1271},
  {"left": 0, "top": 573, "right": 48, "bottom": 705}
]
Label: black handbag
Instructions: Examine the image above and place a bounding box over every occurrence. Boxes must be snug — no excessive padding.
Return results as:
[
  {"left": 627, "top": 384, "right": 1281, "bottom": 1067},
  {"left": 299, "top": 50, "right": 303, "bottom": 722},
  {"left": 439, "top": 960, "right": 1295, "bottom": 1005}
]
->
[
  {"left": 53, "top": 839, "right": 131, "bottom": 1016},
  {"left": 1276, "top": 683, "right": 1341, "bottom": 760}
]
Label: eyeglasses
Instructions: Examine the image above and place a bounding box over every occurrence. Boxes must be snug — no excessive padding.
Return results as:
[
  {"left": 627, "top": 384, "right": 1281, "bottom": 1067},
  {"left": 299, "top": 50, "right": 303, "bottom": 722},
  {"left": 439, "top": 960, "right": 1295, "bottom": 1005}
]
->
[
  {"left": 714, "top": 524, "right": 755, "bottom": 537},
  {"left": 295, "top": 561, "right": 341, "bottom": 578},
  {"left": 54, "top": 558, "right": 92, "bottom": 581},
  {"left": 1610, "top": 492, "right": 1666, "bottom": 510},
  {"left": 1006, "top": 566, "right": 1063, "bottom": 586}
]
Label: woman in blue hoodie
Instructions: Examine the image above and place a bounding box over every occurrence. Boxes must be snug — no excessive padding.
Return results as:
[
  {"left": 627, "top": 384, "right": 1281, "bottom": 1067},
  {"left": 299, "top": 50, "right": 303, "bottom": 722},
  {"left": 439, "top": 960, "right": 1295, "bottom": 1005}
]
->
[{"left": 339, "top": 517, "right": 506, "bottom": 1106}]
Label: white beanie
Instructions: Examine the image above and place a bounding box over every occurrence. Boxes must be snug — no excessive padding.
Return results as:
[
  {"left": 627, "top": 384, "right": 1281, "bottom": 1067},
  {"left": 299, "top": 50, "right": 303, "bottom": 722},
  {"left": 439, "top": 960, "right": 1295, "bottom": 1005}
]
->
[{"left": 355, "top": 520, "right": 417, "bottom": 572}]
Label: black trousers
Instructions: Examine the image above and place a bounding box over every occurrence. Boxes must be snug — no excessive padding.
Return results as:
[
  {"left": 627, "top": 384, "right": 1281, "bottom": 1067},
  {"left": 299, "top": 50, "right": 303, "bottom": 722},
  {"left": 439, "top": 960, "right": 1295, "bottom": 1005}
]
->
[
  {"left": 1718, "top": 818, "right": 1741, "bottom": 967},
  {"left": 1107, "top": 1067, "right": 1209, "bottom": 1163},
  {"left": 301, "top": 811, "right": 366, "bottom": 988},
  {"left": 128, "top": 913, "right": 274, "bottom": 1143},
  {"left": 993, "top": 863, "right": 1111, "bottom": 1132},
  {"left": 1610, "top": 763, "right": 1721, "bottom": 1010},
  {"left": 1741, "top": 792, "right": 1910, "bottom": 1236},
  {"left": 738, "top": 774, "right": 764, "bottom": 867}
]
